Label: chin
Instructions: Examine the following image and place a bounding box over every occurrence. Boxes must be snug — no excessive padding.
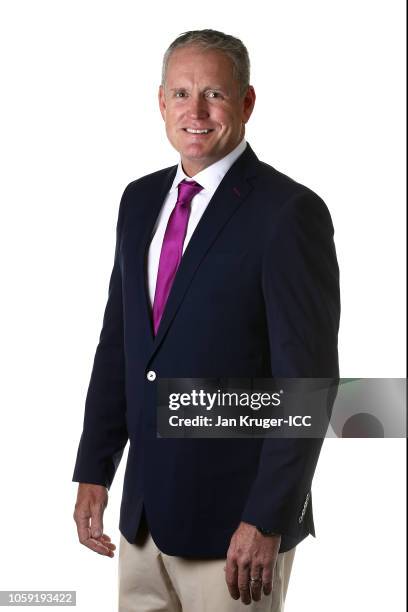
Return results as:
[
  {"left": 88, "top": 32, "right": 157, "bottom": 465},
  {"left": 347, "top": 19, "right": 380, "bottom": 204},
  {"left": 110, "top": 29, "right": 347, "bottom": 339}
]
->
[{"left": 182, "top": 145, "right": 212, "bottom": 159}]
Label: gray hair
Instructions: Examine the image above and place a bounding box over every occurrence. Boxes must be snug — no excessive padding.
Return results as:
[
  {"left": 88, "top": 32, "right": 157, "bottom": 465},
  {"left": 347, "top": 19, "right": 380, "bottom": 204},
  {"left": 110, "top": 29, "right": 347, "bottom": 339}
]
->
[{"left": 161, "top": 29, "right": 250, "bottom": 97}]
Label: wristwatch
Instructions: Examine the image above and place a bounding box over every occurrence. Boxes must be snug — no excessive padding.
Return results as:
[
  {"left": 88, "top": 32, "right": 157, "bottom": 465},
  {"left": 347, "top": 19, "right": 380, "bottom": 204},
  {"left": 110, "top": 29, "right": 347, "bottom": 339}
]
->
[{"left": 256, "top": 526, "right": 280, "bottom": 537}]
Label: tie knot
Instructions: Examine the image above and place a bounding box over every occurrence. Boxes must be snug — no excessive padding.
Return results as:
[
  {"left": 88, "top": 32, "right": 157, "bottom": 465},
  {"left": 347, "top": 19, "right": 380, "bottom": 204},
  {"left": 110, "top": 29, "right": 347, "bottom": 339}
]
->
[{"left": 177, "top": 179, "right": 203, "bottom": 206}]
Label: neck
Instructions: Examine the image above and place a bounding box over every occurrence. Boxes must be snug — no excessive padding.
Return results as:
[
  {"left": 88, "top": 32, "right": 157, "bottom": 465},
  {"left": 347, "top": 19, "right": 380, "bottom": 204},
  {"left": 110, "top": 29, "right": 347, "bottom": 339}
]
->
[{"left": 181, "top": 135, "right": 245, "bottom": 177}]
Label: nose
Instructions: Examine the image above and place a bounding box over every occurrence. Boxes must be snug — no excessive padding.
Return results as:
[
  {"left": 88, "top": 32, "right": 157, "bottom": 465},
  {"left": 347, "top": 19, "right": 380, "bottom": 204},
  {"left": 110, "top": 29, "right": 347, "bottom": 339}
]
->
[{"left": 187, "top": 94, "right": 210, "bottom": 120}]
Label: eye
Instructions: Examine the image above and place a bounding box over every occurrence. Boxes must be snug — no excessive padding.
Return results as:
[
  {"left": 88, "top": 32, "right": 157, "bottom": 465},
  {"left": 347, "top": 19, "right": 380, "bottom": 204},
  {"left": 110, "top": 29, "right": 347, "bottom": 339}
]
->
[
  {"left": 206, "top": 90, "right": 222, "bottom": 99},
  {"left": 174, "top": 91, "right": 187, "bottom": 98}
]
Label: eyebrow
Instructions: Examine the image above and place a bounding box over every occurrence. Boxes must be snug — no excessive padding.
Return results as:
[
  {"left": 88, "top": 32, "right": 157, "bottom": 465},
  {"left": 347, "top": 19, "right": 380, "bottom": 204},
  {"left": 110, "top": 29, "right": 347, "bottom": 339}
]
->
[{"left": 169, "top": 86, "right": 226, "bottom": 92}]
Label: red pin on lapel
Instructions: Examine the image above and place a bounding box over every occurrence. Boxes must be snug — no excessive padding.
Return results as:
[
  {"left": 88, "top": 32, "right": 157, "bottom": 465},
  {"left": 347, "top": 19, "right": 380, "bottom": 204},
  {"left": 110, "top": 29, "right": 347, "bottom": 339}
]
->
[{"left": 233, "top": 187, "right": 241, "bottom": 197}]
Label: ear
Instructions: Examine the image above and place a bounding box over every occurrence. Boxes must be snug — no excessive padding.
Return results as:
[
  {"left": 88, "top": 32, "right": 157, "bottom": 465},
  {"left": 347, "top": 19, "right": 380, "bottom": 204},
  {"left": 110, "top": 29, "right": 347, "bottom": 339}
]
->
[
  {"left": 158, "top": 85, "right": 166, "bottom": 121},
  {"left": 242, "top": 85, "right": 256, "bottom": 124}
]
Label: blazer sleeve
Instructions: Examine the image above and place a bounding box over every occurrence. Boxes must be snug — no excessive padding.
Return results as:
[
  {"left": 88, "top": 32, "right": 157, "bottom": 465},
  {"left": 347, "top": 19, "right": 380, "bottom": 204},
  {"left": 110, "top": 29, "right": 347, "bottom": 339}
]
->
[
  {"left": 72, "top": 185, "right": 130, "bottom": 490},
  {"left": 240, "top": 189, "right": 340, "bottom": 537}
]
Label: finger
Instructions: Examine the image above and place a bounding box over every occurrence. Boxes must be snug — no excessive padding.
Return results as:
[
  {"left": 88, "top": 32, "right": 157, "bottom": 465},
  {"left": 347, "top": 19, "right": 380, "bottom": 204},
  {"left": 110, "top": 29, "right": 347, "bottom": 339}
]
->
[
  {"left": 74, "top": 513, "right": 114, "bottom": 556},
  {"left": 82, "top": 537, "right": 115, "bottom": 557},
  {"left": 250, "top": 564, "right": 263, "bottom": 602},
  {"left": 90, "top": 503, "right": 104, "bottom": 539},
  {"left": 225, "top": 559, "right": 240, "bottom": 600},
  {"left": 100, "top": 533, "right": 111, "bottom": 542},
  {"left": 100, "top": 537, "right": 116, "bottom": 551},
  {"left": 100, "top": 534, "right": 116, "bottom": 550},
  {"left": 74, "top": 512, "right": 91, "bottom": 545},
  {"left": 237, "top": 561, "right": 251, "bottom": 605},
  {"left": 262, "top": 563, "right": 275, "bottom": 596}
]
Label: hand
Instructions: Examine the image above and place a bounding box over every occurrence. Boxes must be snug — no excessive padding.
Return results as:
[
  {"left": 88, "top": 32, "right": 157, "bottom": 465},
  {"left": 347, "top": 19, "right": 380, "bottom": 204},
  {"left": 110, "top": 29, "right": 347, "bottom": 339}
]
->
[
  {"left": 73, "top": 483, "right": 116, "bottom": 557},
  {"left": 225, "top": 521, "right": 281, "bottom": 605}
]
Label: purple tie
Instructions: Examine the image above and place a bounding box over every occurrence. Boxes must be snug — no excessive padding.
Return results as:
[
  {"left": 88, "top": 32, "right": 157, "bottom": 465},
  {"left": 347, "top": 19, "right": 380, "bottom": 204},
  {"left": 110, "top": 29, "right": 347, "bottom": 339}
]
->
[{"left": 152, "top": 179, "right": 203, "bottom": 335}]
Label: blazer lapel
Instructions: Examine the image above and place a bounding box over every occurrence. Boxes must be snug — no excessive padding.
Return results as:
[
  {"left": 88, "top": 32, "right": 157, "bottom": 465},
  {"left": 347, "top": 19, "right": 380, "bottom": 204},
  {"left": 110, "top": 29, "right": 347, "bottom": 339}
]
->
[
  {"left": 135, "top": 164, "right": 177, "bottom": 353},
  {"left": 148, "top": 143, "right": 260, "bottom": 360}
]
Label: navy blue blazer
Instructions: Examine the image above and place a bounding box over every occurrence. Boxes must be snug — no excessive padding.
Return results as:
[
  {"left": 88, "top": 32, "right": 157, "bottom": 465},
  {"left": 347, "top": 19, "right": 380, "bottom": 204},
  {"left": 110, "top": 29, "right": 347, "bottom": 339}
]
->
[{"left": 72, "top": 142, "right": 340, "bottom": 556}]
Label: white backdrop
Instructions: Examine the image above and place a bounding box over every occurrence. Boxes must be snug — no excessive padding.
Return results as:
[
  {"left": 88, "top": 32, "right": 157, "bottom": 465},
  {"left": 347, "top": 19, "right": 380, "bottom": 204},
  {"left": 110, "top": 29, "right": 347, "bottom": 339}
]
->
[{"left": 0, "top": 1, "right": 405, "bottom": 610}]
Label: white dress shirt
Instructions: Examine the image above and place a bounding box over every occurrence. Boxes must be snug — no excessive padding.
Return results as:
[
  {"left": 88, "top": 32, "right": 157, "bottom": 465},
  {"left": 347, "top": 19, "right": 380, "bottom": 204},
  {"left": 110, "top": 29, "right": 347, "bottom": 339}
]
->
[{"left": 147, "top": 138, "right": 247, "bottom": 307}]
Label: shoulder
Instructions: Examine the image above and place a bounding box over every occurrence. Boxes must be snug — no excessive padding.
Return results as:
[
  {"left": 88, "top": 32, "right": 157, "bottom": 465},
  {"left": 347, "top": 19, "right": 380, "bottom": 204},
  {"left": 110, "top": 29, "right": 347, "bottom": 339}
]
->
[
  {"left": 115, "top": 164, "right": 176, "bottom": 229},
  {"left": 121, "top": 164, "right": 176, "bottom": 198},
  {"left": 253, "top": 158, "right": 334, "bottom": 231}
]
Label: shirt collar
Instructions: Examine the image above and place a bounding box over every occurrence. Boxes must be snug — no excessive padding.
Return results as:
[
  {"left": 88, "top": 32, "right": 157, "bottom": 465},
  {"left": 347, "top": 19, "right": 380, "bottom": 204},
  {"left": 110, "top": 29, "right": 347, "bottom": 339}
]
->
[{"left": 169, "top": 138, "right": 247, "bottom": 196}]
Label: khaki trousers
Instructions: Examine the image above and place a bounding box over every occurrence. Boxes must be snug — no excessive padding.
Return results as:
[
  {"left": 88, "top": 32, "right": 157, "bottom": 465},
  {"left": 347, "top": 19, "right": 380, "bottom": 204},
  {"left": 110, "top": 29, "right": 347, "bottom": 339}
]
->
[{"left": 118, "top": 524, "right": 296, "bottom": 612}]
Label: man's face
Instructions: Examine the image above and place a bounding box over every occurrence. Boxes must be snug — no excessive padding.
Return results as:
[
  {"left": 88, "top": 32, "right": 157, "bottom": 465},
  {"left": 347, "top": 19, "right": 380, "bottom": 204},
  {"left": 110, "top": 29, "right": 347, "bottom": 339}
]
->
[{"left": 159, "top": 46, "right": 256, "bottom": 176}]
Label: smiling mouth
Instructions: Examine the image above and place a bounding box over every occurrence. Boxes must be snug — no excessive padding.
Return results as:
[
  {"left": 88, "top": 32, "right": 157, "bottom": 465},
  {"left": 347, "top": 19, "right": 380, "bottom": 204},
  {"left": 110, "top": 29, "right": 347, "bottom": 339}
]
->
[{"left": 183, "top": 128, "right": 214, "bottom": 135}]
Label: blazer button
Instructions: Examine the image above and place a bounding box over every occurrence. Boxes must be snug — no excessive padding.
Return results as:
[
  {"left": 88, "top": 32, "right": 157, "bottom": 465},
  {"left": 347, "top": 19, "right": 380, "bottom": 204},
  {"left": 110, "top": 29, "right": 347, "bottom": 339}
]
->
[{"left": 146, "top": 370, "right": 156, "bottom": 381}]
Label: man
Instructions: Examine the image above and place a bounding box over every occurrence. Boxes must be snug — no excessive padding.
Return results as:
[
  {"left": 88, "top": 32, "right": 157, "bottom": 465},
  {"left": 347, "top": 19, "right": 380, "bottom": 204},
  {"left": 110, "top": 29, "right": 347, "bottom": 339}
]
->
[{"left": 73, "top": 29, "right": 340, "bottom": 611}]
